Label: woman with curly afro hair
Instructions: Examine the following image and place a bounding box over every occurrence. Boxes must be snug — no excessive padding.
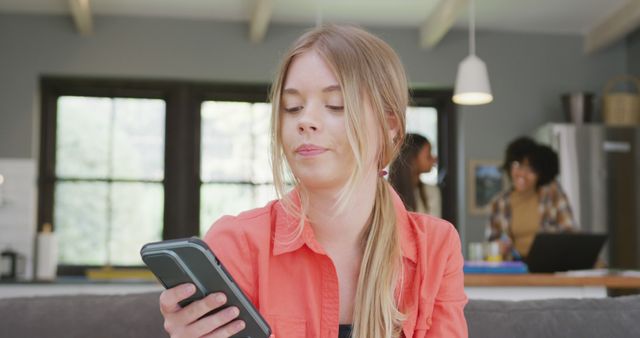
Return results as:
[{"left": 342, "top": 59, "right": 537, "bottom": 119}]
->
[{"left": 487, "top": 136, "right": 576, "bottom": 259}]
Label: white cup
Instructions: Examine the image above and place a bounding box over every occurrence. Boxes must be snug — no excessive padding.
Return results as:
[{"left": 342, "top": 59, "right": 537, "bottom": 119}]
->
[
  {"left": 486, "top": 241, "right": 502, "bottom": 262},
  {"left": 468, "top": 242, "right": 484, "bottom": 261}
]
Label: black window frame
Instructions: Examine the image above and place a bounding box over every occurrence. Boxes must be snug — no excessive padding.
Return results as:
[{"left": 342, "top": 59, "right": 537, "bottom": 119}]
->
[{"left": 39, "top": 77, "right": 456, "bottom": 276}]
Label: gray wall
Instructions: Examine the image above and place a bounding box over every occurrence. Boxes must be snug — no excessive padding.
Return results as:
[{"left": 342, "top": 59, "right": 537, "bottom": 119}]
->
[
  {"left": 0, "top": 14, "right": 629, "bottom": 252},
  {"left": 628, "top": 29, "right": 640, "bottom": 77}
]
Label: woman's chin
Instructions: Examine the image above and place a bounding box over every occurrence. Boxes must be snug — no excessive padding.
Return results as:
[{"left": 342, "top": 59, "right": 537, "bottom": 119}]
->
[
  {"left": 514, "top": 185, "right": 534, "bottom": 193},
  {"left": 300, "top": 180, "right": 341, "bottom": 191},
  {"left": 296, "top": 173, "right": 347, "bottom": 191}
]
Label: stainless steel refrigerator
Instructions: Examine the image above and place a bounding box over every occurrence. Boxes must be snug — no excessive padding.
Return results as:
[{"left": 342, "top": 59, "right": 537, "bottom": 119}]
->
[{"left": 535, "top": 123, "right": 640, "bottom": 269}]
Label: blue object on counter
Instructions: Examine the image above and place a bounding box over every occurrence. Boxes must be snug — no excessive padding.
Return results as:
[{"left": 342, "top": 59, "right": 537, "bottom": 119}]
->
[
  {"left": 511, "top": 248, "right": 523, "bottom": 261},
  {"left": 464, "top": 261, "right": 529, "bottom": 274}
]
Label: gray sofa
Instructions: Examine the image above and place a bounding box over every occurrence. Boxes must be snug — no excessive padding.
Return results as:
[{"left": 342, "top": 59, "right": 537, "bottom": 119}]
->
[{"left": 2, "top": 292, "right": 640, "bottom": 337}]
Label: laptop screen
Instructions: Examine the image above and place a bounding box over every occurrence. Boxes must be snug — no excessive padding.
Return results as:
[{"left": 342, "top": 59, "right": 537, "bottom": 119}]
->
[{"left": 525, "top": 233, "right": 607, "bottom": 273}]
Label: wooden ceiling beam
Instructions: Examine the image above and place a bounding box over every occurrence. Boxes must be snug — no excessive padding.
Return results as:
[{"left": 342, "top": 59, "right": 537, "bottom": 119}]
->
[
  {"left": 69, "top": 0, "right": 93, "bottom": 35},
  {"left": 585, "top": 0, "right": 640, "bottom": 54},
  {"left": 249, "top": 0, "right": 274, "bottom": 43},
  {"left": 420, "top": 0, "right": 469, "bottom": 49}
]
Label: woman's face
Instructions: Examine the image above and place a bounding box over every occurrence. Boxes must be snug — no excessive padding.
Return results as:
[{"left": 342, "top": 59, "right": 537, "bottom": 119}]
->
[
  {"left": 510, "top": 158, "right": 538, "bottom": 192},
  {"left": 415, "top": 143, "right": 437, "bottom": 174},
  {"left": 280, "top": 50, "right": 378, "bottom": 190}
]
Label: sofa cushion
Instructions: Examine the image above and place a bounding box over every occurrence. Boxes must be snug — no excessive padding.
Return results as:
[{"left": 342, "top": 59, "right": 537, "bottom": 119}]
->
[
  {"left": 2, "top": 292, "right": 165, "bottom": 338},
  {"left": 464, "top": 295, "right": 640, "bottom": 338},
  {"left": 3, "top": 292, "right": 640, "bottom": 338}
]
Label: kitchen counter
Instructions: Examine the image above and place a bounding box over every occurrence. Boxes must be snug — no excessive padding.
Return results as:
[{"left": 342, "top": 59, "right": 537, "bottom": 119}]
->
[{"left": 464, "top": 272, "right": 640, "bottom": 300}]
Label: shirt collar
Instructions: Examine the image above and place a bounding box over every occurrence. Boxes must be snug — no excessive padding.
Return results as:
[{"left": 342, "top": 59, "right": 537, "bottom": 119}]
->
[{"left": 273, "top": 184, "right": 417, "bottom": 263}]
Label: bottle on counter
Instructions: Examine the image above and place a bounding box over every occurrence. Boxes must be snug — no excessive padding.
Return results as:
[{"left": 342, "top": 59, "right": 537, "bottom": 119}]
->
[{"left": 35, "top": 222, "right": 58, "bottom": 281}]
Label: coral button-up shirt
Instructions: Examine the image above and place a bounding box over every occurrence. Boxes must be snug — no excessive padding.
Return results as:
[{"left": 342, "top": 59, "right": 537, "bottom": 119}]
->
[{"left": 203, "top": 187, "right": 468, "bottom": 338}]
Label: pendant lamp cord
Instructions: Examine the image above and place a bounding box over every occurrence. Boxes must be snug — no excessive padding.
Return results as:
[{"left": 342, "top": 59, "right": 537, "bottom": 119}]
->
[{"left": 470, "top": 0, "right": 476, "bottom": 55}]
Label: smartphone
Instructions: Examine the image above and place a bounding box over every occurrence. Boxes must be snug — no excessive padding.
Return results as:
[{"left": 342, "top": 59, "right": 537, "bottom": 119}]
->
[{"left": 140, "top": 237, "right": 271, "bottom": 338}]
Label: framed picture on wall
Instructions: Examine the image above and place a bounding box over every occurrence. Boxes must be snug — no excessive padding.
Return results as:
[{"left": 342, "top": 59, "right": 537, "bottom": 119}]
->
[{"left": 467, "top": 160, "right": 505, "bottom": 215}]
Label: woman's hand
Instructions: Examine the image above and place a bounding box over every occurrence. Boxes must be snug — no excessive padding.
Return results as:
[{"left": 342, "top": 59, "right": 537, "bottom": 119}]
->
[
  {"left": 159, "top": 283, "right": 246, "bottom": 338},
  {"left": 498, "top": 238, "right": 512, "bottom": 257}
]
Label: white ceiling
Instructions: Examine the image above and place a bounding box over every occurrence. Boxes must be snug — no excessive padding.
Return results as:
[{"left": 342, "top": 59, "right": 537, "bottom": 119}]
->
[{"left": 0, "top": 0, "right": 629, "bottom": 36}]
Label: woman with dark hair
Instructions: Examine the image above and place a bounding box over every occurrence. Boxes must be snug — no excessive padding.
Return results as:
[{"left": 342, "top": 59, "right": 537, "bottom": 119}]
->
[
  {"left": 488, "top": 136, "right": 576, "bottom": 259},
  {"left": 388, "top": 133, "right": 441, "bottom": 216}
]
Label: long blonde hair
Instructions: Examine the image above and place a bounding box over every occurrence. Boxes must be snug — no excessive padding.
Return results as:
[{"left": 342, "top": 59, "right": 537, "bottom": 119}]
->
[{"left": 269, "top": 25, "right": 408, "bottom": 338}]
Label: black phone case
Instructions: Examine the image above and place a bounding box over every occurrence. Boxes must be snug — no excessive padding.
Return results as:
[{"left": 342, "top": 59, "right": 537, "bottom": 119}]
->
[{"left": 140, "top": 237, "right": 271, "bottom": 338}]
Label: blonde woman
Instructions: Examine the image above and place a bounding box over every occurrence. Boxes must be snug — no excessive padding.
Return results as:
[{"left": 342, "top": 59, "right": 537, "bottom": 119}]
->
[{"left": 159, "top": 25, "right": 467, "bottom": 338}]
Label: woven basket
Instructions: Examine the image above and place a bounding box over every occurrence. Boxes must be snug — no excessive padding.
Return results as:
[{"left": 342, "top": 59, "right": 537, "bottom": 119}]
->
[{"left": 602, "top": 75, "right": 640, "bottom": 126}]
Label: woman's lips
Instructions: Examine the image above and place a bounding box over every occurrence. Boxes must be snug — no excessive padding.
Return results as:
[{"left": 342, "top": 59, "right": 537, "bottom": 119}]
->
[{"left": 295, "top": 144, "right": 328, "bottom": 156}]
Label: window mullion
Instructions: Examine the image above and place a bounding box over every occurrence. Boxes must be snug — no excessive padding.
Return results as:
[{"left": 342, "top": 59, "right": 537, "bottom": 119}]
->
[{"left": 163, "top": 85, "right": 200, "bottom": 239}]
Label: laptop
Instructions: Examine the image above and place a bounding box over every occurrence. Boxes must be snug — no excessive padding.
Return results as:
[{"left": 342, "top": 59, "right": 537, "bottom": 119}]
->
[{"left": 524, "top": 233, "right": 608, "bottom": 273}]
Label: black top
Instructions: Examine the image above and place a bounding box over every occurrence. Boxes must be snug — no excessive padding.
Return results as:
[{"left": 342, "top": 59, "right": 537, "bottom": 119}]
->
[{"left": 339, "top": 324, "right": 352, "bottom": 338}]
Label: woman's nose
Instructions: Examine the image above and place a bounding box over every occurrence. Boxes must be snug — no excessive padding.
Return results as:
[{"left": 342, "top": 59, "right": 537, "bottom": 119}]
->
[
  {"left": 297, "top": 104, "right": 321, "bottom": 134},
  {"left": 298, "top": 121, "right": 318, "bottom": 133}
]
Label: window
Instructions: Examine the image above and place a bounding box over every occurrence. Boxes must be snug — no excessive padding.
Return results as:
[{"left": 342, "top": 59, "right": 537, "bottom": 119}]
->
[
  {"left": 54, "top": 96, "right": 165, "bottom": 265},
  {"left": 199, "top": 101, "right": 276, "bottom": 235},
  {"left": 39, "top": 79, "right": 456, "bottom": 274}
]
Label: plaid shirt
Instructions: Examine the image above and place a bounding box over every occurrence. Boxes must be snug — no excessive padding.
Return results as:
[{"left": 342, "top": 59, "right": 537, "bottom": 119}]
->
[{"left": 487, "top": 181, "right": 577, "bottom": 242}]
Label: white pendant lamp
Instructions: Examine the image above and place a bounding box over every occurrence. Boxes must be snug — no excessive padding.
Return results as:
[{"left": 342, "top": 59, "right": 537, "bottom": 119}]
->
[{"left": 453, "top": 0, "right": 493, "bottom": 105}]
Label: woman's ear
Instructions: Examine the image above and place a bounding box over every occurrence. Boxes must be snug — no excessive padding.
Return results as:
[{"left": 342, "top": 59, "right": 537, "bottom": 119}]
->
[{"left": 386, "top": 113, "right": 400, "bottom": 144}]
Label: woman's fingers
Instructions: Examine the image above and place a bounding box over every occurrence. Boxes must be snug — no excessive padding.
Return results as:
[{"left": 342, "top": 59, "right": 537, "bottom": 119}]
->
[
  {"left": 160, "top": 283, "right": 196, "bottom": 315},
  {"left": 201, "top": 319, "right": 246, "bottom": 338},
  {"left": 160, "top": 287, "right": 245, "bottom": 338},
  {"left": 177, "top": 293, "right": 228, "bottom": 325},
  {"left": 189, "top": 306, "right": 243, "bottom": 337}
]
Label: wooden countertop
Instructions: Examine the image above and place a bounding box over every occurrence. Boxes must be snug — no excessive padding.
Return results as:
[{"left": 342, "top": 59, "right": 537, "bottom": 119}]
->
[{"left": 465, "top": 273, "right": 640, "bottom": 288}]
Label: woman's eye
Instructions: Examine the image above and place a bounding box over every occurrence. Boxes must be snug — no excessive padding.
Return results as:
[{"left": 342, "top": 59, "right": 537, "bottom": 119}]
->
[
  {"left": 326, "top": 105, "right": 344, "bottom": 112},
  {"left": 284, "top": 106, "right": 302, "bottom": 113}
]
